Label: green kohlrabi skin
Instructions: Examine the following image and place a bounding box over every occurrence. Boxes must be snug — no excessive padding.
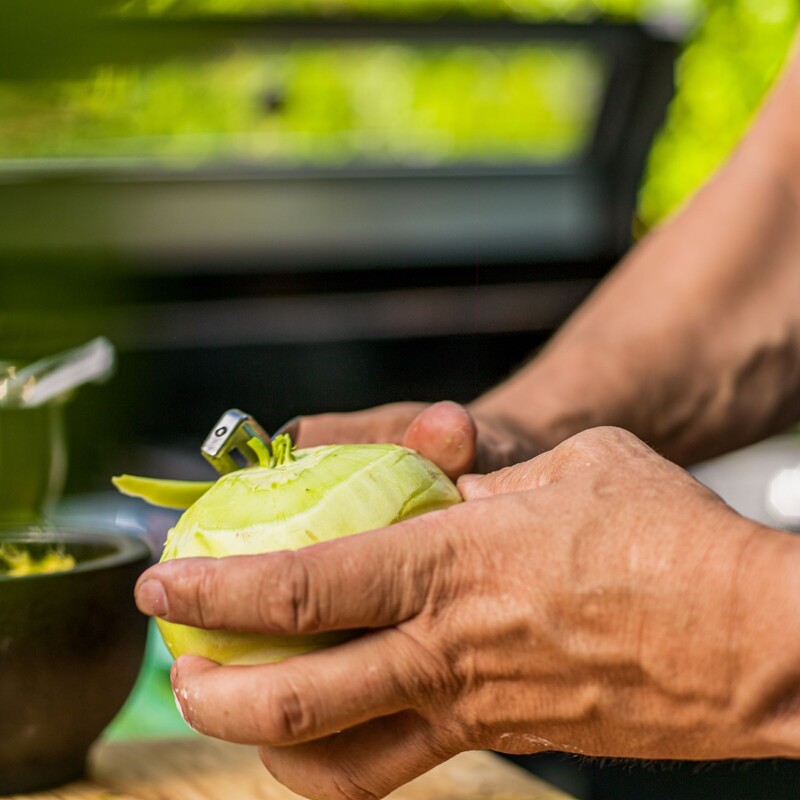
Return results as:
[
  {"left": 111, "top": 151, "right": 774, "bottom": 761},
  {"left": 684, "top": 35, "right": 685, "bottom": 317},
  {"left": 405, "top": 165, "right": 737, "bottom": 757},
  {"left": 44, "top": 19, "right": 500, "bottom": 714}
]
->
[{"left": 152, "top": 436, "right": 462, "bottom": 666}]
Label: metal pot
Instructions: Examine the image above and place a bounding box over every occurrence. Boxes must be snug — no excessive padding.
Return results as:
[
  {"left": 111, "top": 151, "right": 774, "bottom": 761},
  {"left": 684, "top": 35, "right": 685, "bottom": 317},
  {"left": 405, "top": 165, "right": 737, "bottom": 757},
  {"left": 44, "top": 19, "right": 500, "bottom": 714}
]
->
[
  {"left": 0, "top": 400, "right": 68, "bottom": 525},
  {"left": 0, "top": 339, "right": 114, "bottom": 523}
]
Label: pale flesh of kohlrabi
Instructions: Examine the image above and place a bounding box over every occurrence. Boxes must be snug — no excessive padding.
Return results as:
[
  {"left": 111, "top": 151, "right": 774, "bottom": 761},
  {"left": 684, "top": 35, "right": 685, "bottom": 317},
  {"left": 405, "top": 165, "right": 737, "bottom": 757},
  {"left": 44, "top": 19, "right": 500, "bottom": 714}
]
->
[{"left": 117, "top": 435, "right": 462, "bottom": 666}]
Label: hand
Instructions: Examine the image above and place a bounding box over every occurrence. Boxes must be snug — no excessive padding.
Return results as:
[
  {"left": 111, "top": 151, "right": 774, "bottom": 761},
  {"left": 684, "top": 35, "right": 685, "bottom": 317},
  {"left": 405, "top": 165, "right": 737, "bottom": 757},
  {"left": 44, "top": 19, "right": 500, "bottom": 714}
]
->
[
  {"left": 282, "top": 400, "right": 540, "bottom": 479},
  {"left": 135, "top": 427, "right": 800, "bottom": 799}
]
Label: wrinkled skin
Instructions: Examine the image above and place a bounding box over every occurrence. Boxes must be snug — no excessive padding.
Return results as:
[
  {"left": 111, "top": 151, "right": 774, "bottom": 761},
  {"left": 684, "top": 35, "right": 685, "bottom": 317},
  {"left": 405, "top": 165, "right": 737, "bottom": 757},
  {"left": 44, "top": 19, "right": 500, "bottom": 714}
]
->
[
  {"left": 136, "top": 427, "right": 800, "bottom": 800},
  {"left": 284, "top": 400, "right": 541, "bottom": 480}
]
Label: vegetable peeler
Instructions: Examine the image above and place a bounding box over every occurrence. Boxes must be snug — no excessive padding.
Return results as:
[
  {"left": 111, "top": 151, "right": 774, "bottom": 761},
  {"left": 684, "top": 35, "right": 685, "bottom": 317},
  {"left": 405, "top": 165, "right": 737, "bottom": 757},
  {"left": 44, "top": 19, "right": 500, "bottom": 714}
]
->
[{"left": 201, "top": 409, "right": 272, "bottom": 475}]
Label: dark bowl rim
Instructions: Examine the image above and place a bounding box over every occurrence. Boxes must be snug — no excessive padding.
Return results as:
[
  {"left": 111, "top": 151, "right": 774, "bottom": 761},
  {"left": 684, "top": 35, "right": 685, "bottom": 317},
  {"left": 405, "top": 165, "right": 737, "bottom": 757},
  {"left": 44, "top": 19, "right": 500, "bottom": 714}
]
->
[{"left": 0, "top": 527, "right": 152, "bottom": 582}]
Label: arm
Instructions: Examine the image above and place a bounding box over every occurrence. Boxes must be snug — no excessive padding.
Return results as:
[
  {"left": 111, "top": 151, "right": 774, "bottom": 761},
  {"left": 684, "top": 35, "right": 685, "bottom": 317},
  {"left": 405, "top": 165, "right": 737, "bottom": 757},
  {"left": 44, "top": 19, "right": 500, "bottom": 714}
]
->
[
  {"left": 136, "top": 428, "right": 800, "bottom": 798},
  {"left": 293, "top": 43, "right": 800, "bottom": 472},
  {"left": 473, "top": 43, "right": 800, "bottom": 465}
]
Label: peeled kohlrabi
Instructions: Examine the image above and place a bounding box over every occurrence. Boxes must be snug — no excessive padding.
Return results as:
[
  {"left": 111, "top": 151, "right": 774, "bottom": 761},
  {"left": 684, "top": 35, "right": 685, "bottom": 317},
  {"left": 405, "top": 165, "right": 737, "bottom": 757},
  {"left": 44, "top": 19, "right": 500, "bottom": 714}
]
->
[{"left": 114, "top": 435, "right": 461, "bottom": 665}]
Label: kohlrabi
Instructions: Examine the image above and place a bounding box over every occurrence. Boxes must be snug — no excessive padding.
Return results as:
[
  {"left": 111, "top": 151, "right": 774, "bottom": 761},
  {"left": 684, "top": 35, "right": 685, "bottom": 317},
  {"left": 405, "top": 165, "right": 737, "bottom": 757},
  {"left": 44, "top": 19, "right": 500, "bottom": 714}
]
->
[{"left": 114, "top": 435, "right": 461, "bottom": 665}]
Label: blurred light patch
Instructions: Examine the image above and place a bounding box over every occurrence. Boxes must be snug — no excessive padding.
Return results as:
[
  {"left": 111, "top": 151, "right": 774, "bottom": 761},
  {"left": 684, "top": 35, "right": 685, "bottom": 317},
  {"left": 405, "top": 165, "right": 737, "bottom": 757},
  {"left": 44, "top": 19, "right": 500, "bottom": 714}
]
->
[
  {"left": 0, "top": 44, "right": 603, "bottom": 166},
  {"left": 767, "top": 464, "right": 800, "bottom": 529}
]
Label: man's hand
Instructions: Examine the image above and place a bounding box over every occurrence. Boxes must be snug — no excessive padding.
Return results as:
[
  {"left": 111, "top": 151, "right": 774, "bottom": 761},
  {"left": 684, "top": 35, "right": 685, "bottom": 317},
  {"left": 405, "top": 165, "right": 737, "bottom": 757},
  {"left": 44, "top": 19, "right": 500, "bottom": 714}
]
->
[
  {"left": 283, "top": 400, "right": 540, "bottom": 479},
  {"left": 135, "top": 428, "right": 800, "bottom": 800}
]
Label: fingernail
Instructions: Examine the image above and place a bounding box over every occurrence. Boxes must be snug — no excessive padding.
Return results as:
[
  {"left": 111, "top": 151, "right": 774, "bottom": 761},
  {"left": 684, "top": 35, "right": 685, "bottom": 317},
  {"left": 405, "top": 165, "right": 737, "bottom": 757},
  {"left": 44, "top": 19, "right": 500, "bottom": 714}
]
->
[
  {"left": 173, "top": 690, "right": 191, "bottom": 726},
  {"left": 170, "top": 657, "right": 181, "bottom": 685},
  {"left": 457, "top": 473, "right": 485, "bottom": 500},
  {"left": 136, "top": 579, "right": 169, "bottom": 617},
  {"left": 275, "top": 416, "right": 301, "bottom": 440},
  {"left": 171, "top": 675, "right": 197, "bottom": 730}
]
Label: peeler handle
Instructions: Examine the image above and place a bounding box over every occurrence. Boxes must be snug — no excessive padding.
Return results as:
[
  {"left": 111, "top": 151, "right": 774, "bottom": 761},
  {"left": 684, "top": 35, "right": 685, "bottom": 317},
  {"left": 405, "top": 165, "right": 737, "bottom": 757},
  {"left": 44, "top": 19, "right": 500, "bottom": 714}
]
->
[{"left": 201, "top": 409, "right": 272, "bottom": 475}]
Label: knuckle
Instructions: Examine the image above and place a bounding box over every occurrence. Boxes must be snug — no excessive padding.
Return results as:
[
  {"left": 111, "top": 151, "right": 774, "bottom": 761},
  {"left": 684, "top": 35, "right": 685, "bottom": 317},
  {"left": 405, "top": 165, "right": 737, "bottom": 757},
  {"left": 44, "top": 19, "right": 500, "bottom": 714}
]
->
[
  {"left": 193, "top": 561, "right": 221, "bottom": 628},
  {"left": 259, "top": 551, "right": 321, "bottom": 634},
  {"left": 559, "top": 426, "right": 641, "bottom": 461},
  {"left": 391, "top": 626, "right": 457, "bottom": 707},
  {"left": 262, "top": 676, "right": 318, "bottom": 743},
  {"left": 330, "top": 765, "right": 383, "bottom": 800},
  {"left": 590, "top": 425, "right": 638, "bottom": 446}
]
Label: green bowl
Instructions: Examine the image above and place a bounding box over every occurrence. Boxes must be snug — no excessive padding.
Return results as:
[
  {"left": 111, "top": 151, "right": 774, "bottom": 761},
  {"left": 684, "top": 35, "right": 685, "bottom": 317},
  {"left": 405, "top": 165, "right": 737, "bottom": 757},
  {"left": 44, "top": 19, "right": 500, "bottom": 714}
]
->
[{"left": 0, "top": 528, "right": 151, "bottom": 795}]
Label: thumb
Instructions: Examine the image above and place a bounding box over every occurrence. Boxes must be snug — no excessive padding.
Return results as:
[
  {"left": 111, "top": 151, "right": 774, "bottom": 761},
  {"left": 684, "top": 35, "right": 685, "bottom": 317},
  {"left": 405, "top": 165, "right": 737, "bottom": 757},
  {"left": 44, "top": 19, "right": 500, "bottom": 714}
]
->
[
  {"left": 402, "top": 401, "right": 477, "bottom": 480},
  {"left": 457, "top": 456, "right": 551, "bottom": 500}
]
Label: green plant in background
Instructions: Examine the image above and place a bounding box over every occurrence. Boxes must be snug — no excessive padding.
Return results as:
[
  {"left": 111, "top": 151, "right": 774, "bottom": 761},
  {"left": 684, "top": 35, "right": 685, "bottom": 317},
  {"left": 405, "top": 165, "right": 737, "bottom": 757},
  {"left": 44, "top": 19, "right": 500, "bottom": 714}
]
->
[
  {"left": 119, "top": 0, "right": 675, "bottom": 20},
  {"left": 639, "top": 0, "right": 800, "bottom": 227},
  {"left": 0, "top": 0, "right": 798, "bottom": 225},
  {"left": 116, "top": 0, "right": 800, "bottom": 222},
  {"left": 0, "top": 45, "right": 602, "bottom": 163}
]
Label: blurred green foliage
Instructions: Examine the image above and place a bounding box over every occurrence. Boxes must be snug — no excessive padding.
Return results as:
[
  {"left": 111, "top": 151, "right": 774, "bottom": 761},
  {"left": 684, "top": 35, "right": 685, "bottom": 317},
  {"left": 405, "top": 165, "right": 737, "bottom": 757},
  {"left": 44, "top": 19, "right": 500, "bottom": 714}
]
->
[
  {"left": 639, "top": 0, "right": 799, "bottom": 226},
  {"left": 119, "top": 0, "right": 800, "bottom": 223},
  {"left": 119, "top": 0, "right": 674, "bottom": 20},
  {"left": 0, "top": 45, "right": 602, "bottom": 164},
  {"left": 0, "top": 0, "right": 798, "bottom": 225}
]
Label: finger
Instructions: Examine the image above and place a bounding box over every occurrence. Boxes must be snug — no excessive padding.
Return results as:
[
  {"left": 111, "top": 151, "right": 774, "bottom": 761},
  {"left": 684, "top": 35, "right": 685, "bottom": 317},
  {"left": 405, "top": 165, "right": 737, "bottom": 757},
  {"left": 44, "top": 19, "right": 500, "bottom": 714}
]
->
[
  {"left": 292, "top": 403, "right": 427, "bottom": 449},
  {"left": 136, "top": 518, "right": 453, "bottom": 633},
  {"left": 402, "top": 401, "right": 477, "bottom": 480},
  {"left": 273, "top": 416, "right": 300, "bottom": 440},
  {"left": 260, "top": 711, "right": 456, "bottom": 800},
  {"left": 171, "top": 626, "right": 447, "bottom": 746}
]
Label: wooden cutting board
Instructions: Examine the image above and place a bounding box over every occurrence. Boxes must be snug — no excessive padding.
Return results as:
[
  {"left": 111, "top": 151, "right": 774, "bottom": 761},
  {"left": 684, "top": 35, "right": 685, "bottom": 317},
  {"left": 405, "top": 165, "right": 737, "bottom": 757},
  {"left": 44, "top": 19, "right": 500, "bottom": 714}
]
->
[{"left": 12, "top": 737, "right": 574, "bottom": 800}]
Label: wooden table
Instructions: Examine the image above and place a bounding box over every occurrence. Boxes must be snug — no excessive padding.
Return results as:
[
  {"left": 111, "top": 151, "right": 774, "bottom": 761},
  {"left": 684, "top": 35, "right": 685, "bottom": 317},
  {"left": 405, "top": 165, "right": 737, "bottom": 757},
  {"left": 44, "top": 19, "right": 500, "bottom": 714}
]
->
[{"left": 13, "top": 737, "right": 574, "bottom": 800}]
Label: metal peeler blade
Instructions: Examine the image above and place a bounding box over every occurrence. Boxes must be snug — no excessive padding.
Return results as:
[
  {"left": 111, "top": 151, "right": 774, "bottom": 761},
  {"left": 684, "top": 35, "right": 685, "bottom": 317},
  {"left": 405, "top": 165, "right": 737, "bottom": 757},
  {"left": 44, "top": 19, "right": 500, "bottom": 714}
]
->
[{"left": 201, "top": 409, "right": 272, "bottom": 475}]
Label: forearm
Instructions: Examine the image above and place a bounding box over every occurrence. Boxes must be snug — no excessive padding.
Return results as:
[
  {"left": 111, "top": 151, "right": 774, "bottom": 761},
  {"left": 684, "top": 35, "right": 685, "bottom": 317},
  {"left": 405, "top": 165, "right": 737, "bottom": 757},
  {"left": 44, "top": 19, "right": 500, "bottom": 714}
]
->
[{"left": 474, "top": 47, "right": 800, "bottom": 465}]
